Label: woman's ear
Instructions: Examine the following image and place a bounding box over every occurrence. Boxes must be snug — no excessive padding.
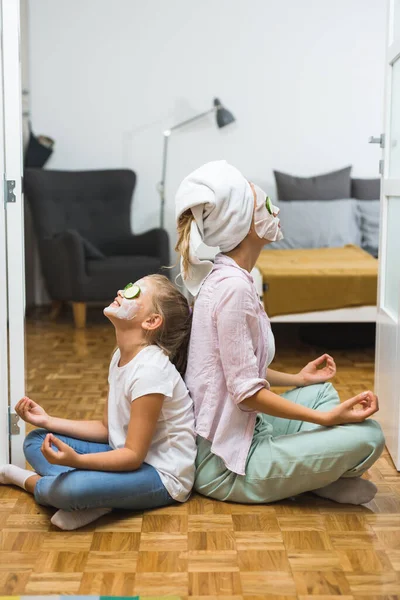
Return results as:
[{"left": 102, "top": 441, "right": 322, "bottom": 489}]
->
[{"left": 142, "top": 313, "right": 163, "bottom": 332}]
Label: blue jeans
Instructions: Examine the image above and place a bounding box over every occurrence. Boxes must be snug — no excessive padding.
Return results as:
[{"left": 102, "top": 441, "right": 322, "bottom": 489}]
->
[{"left": 24, "top": 429, "right": 175, "bottom": 512}]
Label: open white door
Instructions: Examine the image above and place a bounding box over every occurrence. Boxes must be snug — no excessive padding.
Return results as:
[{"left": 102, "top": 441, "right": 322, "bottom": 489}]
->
[
  {"left": 0, "top": 4, "right": 8, "bottom": 466},
  {"left": 0, "top": 0, "right": 26, "bottom": 467},
  {"left": 375, "top": 0, "right": 400, "bottom": 469}
]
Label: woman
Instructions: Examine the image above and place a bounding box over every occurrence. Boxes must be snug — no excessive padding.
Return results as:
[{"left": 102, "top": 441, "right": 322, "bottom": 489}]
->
[{"left": 175, "top": 160, "right": 384, "bottom": 505}]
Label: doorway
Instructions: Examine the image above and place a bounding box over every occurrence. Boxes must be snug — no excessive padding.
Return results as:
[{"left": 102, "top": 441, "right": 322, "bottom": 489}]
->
[{"left": 0, "top": 0, "right": 26, "bottom": 466}]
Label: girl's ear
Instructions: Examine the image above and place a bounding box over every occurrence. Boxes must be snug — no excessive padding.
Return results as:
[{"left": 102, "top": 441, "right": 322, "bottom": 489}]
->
[{"left": 142, "top": 313, "right": 163, "bottom": 332}]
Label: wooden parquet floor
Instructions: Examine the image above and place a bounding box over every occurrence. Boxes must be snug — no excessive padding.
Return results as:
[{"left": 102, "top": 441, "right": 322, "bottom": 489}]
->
[{"left": 1, "top": 311, "right": 400, "bottom": 599}]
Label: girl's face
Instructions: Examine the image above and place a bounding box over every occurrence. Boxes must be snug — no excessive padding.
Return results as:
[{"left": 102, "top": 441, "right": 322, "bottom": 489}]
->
[{"left": 104, "top": 278, "right": 153, "bottom": 322}]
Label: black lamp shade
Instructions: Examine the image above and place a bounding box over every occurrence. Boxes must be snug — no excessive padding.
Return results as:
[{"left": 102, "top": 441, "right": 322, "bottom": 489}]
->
[{"left": 214, "top": 97, "right": 235, "bottom": 128}]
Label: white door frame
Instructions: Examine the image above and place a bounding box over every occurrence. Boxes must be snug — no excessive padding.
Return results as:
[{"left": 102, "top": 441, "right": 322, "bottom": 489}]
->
[
  {"left": 374, "top": 0, "right": 400, "bottom": 468},
  {"left": 1, "top": 0, "right": 26, "bottom": 466},
  {"left": 0, "top": 1, "right": 9, "bottom": 466}
]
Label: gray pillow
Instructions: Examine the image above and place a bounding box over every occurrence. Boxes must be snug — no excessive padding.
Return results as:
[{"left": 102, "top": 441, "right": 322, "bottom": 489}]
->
[
  {"left": 351, "top": 178, "right": 380, "bottom": 200},
  {"left": 357, "top": 200, "right": 380, "bottom": 254},
  {"left": 266, "top": 199, "right": 362, "bottom": 250},
  {"left": 274, "top": 166, "right": 352, "bottom": 201}
]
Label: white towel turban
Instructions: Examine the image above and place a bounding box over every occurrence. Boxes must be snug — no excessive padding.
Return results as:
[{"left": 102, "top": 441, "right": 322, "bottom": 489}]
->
[{"left": 175, "top": 160, "right": 254, "bottom": 296}]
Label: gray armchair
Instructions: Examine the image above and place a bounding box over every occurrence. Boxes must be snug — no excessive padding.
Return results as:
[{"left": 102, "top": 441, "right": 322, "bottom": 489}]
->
[{"left": 24, "top": 168, "right": 170, "bottom": 328}]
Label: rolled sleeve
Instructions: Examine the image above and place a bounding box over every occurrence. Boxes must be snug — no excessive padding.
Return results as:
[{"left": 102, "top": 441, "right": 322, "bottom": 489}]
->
[{"left": 214, "top": 278, "right": 268, "bottom": 406}]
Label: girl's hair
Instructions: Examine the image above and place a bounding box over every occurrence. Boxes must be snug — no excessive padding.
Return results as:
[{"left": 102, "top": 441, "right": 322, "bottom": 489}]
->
[
  {"left": 175, "top": 210, "right": 195, "bottom": 279},
  {"left": 146, "top": 274, "right": 192, "bottom": 377}
]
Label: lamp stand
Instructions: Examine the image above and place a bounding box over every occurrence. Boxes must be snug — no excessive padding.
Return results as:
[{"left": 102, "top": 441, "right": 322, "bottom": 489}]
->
[{"left": 158, "top": 107, "right": 215, "bottom": 229}]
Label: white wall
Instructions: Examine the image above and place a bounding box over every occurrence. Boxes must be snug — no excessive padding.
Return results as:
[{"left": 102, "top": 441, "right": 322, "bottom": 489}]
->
[{"left": 28, "top": 0, "right": 387, "bottom": 248}]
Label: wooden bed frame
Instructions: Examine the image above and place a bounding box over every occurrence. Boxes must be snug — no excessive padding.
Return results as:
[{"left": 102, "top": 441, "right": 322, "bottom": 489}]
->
[{"left": 250, "top": 266, "right": 377, "bottom": 323}]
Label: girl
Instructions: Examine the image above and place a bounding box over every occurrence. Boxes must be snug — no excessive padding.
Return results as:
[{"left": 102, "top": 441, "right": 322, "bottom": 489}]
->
[
  {"left": 175, "top": 160, "right": 385, "bottom": 506},
  {"left": 0, "top": 274, "right": 196, "bottom": 530}
]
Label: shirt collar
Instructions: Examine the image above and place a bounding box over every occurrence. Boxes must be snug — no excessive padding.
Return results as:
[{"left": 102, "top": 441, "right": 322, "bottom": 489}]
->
[{"left": 214, "top": 253, "right": 255, "bottom": 283}]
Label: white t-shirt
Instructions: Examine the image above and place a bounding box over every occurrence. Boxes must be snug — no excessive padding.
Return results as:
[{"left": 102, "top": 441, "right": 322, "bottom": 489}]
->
[{"left": 107, "top": 345, "right": 196, "bottom": 502}]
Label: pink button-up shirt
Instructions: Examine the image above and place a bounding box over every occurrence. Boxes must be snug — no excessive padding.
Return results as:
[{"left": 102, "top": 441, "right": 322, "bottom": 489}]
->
[{"left": 185, "top": 254, "right": 274, "bottom": 476}]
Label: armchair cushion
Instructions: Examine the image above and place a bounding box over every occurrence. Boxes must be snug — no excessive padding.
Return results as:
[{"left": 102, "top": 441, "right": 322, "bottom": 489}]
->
[{"left": 66, "top": 230, "right": 105, "bottom": 259}]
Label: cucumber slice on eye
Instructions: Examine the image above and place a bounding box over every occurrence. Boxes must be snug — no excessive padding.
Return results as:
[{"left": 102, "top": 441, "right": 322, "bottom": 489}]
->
[
  {"left": 124, "top": 284, "right": 140, "bottom": 299},
  {"left": 265, "top": 196, "right": 273, "bottom": 215}
]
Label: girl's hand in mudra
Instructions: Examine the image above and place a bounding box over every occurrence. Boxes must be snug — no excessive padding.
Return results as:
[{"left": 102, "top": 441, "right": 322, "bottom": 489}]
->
[
  {"left": 41, "top": 433, "right": 80, "bottom": 468},
  {"left": 323, "top": 391, "right": 379, "bottom": 426},
  {"left": 298, "top": 354, "right": 336, "bottom": 385},
  {"left": 15, "top": 396, "right": 50, "bottom": 428}
]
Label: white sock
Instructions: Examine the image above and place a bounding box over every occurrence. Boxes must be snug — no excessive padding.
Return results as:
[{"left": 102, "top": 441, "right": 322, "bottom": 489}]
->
[
  {"left": 313, "top": 477, "right": 377, "bottom": 505},
  {"left": 0, "top": 464, "right": 37, "bottom": 490},
  {"left": 51, "top": 507, "right": 112, "bottom": 530}
]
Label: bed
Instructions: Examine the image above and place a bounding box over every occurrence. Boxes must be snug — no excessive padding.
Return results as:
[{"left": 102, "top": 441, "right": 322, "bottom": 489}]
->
[
  {"left": 251, "top": 168, "right": 380, "bottom": 322},
  {"left": 254, "top": 245, "right": 378, "bottom": 323}
]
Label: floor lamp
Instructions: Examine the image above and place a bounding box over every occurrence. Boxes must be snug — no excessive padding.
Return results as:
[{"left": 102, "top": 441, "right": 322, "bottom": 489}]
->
[{"left": 157, "top": 97, "right": 235, "bottom": 229}]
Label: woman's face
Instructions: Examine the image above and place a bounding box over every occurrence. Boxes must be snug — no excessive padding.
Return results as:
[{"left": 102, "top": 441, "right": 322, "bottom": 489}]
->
[
  {"left": 104, "top": 277, "right": 153, "bottom": 322},
  {"left": 249, "top": 182, "right": 283, "bottom": 244}
]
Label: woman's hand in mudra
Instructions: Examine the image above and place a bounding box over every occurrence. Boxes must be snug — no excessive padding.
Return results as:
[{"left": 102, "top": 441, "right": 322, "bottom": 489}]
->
[
  {"left": 323, "top": 391, "right": 379, "bottom": 426},
  {"left": 41, "top": 433, "right": 80, "bottom": 468},
  {"left": 298, "top": 354, "right": 336, "bottom": 385}
]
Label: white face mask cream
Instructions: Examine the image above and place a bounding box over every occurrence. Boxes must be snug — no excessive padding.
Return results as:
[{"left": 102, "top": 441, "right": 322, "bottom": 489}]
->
[
  {"left": 253, "top": 184, "right": 283, "bottom": 243},
  {"left": 104, "top": 278, "right": 148, "bottom": 321}
]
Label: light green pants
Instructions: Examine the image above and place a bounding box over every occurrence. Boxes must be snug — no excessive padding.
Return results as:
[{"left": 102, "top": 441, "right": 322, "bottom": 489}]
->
[{"left": 195, "top": 382, "right": 385, "bottom": 504}]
